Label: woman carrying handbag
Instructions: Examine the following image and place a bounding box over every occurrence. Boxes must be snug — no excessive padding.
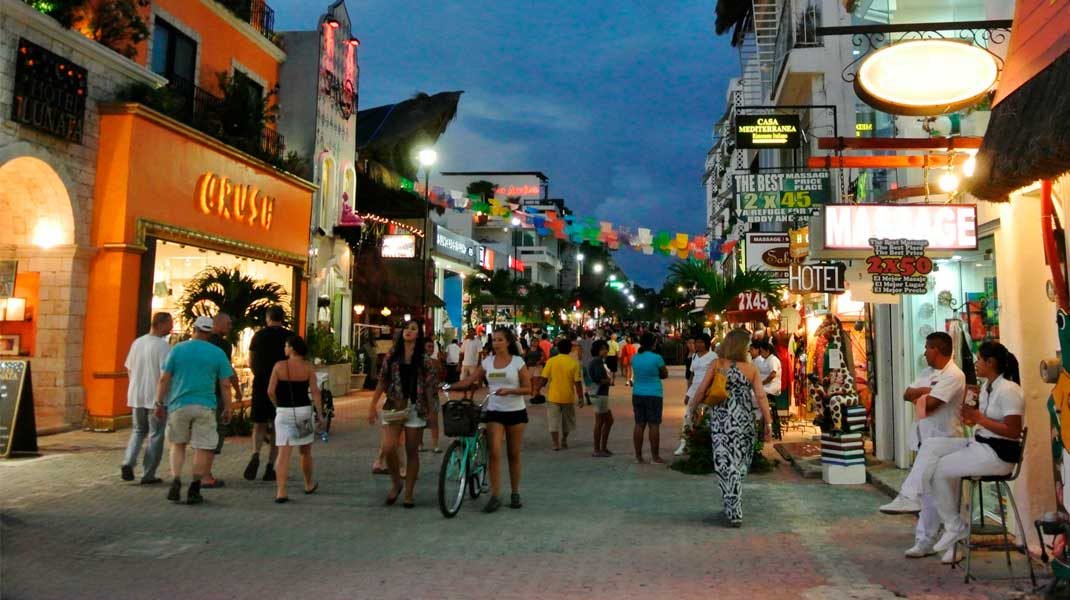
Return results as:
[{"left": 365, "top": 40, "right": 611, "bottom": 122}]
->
[
  {"left": 689, "top": 328, "right": 773, "bottom": 527},
  {"left": 266, "top": 335, "right": 324, "bottom": 503},
  {"left": 368, "top": 321, "right": 439, "bottom": 508}
]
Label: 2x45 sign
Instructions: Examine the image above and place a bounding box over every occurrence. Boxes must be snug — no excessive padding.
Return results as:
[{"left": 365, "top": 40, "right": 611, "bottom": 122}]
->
[{"left": 733, "top": 171, "right": 831, "bottom": 223}]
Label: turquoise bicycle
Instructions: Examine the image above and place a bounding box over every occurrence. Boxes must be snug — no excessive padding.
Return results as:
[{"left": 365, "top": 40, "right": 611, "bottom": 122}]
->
[{"left": 437, "top": 389, "right": 489, "bottom": 518}]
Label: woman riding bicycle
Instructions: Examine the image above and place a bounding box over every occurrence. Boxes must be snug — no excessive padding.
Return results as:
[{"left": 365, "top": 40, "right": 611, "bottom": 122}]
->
[{"left": 451, "top": 327, "right": 530, "bottom": 513}]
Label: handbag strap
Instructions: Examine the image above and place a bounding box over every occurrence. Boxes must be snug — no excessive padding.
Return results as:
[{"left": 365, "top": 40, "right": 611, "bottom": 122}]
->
[{"left": 284, "top": 360, "right": 297, "bottom": 421}]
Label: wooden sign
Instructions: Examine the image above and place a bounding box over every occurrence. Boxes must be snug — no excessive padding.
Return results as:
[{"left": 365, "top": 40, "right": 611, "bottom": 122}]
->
[{"left": 0, "top": 359, "right": 37, "bottom": 457}]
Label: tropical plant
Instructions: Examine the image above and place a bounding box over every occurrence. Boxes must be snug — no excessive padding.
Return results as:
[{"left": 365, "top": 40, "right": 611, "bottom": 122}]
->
[
  {"left": 214, "top": 71, "right": 280, "bottom": 160},
  {"left": 466, "top": 180, "right": 497, "bottom": 201},
  {"left": 179, "top": 266, "right": 289, "bottom": 344},
  {"left": 306, "top": 325, "right": 348, "bottom": 365},
  {"left": 84, "top": 0, "right": 150, "bottom": 59},
  {"left": 667, "top": 260, "right": 781, "bottom": 317}
]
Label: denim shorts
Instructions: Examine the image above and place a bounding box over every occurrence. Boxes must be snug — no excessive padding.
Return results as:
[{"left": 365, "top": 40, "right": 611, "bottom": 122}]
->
[{"left": 632, "top": 395, "right": 663, "bottom": 425}]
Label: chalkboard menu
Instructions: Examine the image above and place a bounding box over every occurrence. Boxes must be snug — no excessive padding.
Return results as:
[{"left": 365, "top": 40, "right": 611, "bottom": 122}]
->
[
  {"left": 11, "top": 38, "right": 88, "bottom": 143},
  {"left": 0, "top": 359, "right": 37, "bottom": 457}
]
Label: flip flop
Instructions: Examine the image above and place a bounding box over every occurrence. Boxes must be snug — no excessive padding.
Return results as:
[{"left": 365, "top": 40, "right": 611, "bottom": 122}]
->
[
  {"left": 371, "top": 466, "right": 390, "bottom": 475},
  {"left": 201, "top": 479, "right": 225, "bottom": 489}
]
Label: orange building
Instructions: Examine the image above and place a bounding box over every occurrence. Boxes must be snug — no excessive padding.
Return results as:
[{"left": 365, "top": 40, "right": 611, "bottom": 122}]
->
[{"left": 81, "top": 0, "right": 315, "bottom": 430}]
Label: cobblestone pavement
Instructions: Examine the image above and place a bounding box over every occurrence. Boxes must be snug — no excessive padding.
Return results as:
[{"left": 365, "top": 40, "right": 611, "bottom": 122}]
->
[{"left": 1, "top": 368, "right": 1044, "bottom": 600}]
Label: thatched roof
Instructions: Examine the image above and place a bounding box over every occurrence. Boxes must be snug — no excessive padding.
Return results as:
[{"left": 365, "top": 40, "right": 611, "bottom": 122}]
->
[
  {"left": 357, "top": 91, "right": 463, "bottom": 180},
  {"left": 969, "top": 52, "right": 1070, "bottom": 202}
]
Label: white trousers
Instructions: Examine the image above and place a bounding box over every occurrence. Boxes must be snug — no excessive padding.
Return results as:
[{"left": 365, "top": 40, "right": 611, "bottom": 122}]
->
[{"left": 900, "top": 437, "right": 1012, "bottom": 540}]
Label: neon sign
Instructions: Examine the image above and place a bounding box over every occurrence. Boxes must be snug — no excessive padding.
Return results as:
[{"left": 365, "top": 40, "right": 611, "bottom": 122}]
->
[
  {"left": 823, "top": 204, "right": 977, "bottom": 251},
  {"left": 495, "top": 185, "right": 541, "bottom": 198},
  {"left": 195, "top": 173, "right": 276, "bottom": 230},
  {"left": 508, "top": 256, "right": 526, "bottom": 272}
]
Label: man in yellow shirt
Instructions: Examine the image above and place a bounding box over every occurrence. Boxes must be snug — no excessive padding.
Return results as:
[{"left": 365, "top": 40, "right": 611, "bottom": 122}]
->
[
  {"left": 606, "top": 333, "right": 620, "bottom": 386},
  {"left": 539, "top": 338, "right": 583, "bottom": 451}
]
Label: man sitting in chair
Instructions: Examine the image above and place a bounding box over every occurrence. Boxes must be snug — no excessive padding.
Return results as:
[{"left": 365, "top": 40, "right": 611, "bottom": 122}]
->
[{"left": 880, "top": 340, "right": 1023, "bottom": 565}]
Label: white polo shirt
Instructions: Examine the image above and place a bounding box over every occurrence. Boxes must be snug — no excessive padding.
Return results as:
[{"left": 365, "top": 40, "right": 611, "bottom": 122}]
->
[
  {"left": 461, "top": 338, "right": 482, "bottom": 367},
  {"left": 977, "top": 375, "right": 1025, "bottom": 441},
  {"left": 908, "top": 360, "right": 966, "bottom": 450}
]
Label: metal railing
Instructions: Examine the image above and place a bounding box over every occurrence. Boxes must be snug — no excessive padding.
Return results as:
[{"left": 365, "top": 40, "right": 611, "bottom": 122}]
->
[
  {"left": 771, "top": 0, "right": 824, "bottom": 96},
  {"left": 219, "top": 0, "right": 276, "bottom": 41},
  {"left": 164, "top": 75, "right": 284, "bottom": 161}
]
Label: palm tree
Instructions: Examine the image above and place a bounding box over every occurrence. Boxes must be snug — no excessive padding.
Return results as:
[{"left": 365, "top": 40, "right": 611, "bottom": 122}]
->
[
  {"left": 465, "top": 269, "right": 518, "bottom": 324},
  {"left": 668, "top": 260, "right": 781, "bottom": 316},
  {"left": 179, "top": 266, "right": 289, "bottom": 344}
]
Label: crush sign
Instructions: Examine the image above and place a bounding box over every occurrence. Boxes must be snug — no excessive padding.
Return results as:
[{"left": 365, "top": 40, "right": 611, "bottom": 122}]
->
[{"left": 733, "top": 171, "right": 830, "bottom": 223}]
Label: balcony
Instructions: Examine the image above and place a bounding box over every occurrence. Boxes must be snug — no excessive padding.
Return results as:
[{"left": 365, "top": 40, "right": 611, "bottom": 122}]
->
[
  {"left": 517, "top": 246, "right": 562, "bottom": 270},
  {"left": 771, "top": 0, "right": 823, "bottom": 98},
  {"left": 218, "top": 0, "right": 277, "bottom": 42}
]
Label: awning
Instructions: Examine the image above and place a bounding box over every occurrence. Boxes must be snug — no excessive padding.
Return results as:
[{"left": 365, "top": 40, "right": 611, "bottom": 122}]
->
[{"left": 353, "top": 252, "right": 443, "bottom": 310}]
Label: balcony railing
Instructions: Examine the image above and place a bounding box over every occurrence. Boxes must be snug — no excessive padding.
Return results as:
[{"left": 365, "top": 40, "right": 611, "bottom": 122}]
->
[
  {"left": 771, "top": 0, "right": 823, "bottom": 97},
  {"left": 219, "top": 0, "right": 277, "bottom": 42}
]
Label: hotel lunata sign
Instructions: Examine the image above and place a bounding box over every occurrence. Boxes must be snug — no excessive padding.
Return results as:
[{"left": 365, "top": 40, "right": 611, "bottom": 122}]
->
[
  {"left": 11, "top": 38, "right": 87, "bottom": 143},
  {"left": 735, "top": 114, "right": 801, "bottom": 149},
  {"left": 195, "top": 173, "right": 276, "bottom": 230}
]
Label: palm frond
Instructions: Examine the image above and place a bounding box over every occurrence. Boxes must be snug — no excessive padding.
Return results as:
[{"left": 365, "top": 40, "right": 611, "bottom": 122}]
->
[
  {"left": 669, "top": 260, "right": 782, "bottom": 315},
  {"left": 179, "top": 266, "right": 289, "bottom": 343}
]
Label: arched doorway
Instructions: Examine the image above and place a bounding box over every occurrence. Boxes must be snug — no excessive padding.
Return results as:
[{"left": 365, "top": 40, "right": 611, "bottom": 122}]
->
[{"left": 0, "top": 156, "right": 87, "bottom": 432}]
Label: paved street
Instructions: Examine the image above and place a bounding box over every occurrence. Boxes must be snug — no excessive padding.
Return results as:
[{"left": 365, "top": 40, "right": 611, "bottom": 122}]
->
[{"left": 1, "top": 368, "right": 1041, "bottom": 600}]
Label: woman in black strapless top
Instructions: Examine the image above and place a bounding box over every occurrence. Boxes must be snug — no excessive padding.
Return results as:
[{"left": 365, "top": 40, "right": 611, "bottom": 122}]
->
[{"left": 267, "top": 335, "right": 324, "bottom": 503}]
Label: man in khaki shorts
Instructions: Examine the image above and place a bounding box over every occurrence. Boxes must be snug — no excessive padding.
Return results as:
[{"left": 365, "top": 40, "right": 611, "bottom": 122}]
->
[
  {"left": 538, "top": 339, "right": 583, "bottom": 451},
  {"left": 155, "top": 316, "right": 234, "bottom": 505}
]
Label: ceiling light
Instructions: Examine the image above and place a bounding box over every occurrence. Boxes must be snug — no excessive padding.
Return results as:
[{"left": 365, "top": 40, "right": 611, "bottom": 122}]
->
[
  {"left": 963, "top": 154, "right": 977, "bottom": 177},
  {"left": 938, "top": 171, "right": 960, "bottom": 193},
  {"left": 855, "top": 40, "right": 999, "bottom": 116}
]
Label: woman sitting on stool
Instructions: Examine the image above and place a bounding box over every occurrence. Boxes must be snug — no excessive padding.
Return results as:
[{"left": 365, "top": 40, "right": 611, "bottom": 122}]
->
[{"left": 880, "top": 341, "right": 1024, "bottom": 561}]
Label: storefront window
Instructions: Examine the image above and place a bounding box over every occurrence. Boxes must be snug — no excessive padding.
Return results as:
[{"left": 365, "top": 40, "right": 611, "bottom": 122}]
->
[{"left": 901, "top": 236, "right": 997, "bottom": 380}]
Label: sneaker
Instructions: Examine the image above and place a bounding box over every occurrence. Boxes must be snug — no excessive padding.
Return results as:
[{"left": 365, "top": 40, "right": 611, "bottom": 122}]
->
[
  {"left": 167, "top": 479, "right": 182, "bottom": 502},
  {"left": 121, "top": 465, "right": 134, "bottom": 481},
  {"left": 243, "top": 453, "right": 260, "bottom": 481},
  {"left": 673, "top": 439, "right": 687, "bottom": 456},
  {"left": 482, "top": 496, "right": 501, "bottom": 513},
  {"left": 262, "top": 465, "right": 276, "bottom": 482},
  {"left": 186, "top": 481, "right": 204, "bottom": 505},
  {"left": 509, "top": 493, "right": 523, "bottom": 509},
  {"left": 933, "top": 525, "right": 969, "bottom": 553},
  {"left": 140, "top": 476, "right": 163, "bottom": 485},
  {"left": 904, "top": 543, "right": 936, "bottom": 558},
  {"left": 879, "top": 495, "right": 921, "bottom": 515},
  {"left": 940, "top": 546, "right": 958, "bottom": 565}
]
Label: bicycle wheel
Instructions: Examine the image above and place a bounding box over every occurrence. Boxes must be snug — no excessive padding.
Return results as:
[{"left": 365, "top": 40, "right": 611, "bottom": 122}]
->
[
  {"left": 438, "top": 440, "right": 468, "bottom": 518},
  {"left": 468, "top": 431, "right": 489, "bottom": 499}
]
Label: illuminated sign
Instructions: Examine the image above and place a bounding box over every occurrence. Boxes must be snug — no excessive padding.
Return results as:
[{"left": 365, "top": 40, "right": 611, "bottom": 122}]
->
[
  {"left": 321, "top": 68, "right": 355, "bottom": 120},
  {"left": 735, "top": 114, "right": 801, "bottom": 149},
  {"left": 823, "top": 204, "right": 977, "bottom": 251},
  {"left": 381, "top": 234, "right": 416, "bottom": 258},
  {"left": 195, "top": 173, "right": 276, "bottom": 230},
  {"left": 495, "top": 185, "right": 541, "bottom": 198},
  {"left": 734, "top": 291, "right": 770, "bottom": 311},
  {"left": 789, "top": 262, "right": 847, "bottom": 295},
  {"left": 508, "top": 256, "right": 526, "bottom": 272},
  {"left": 434, "top": 225, "right": 477, "bottom": 265},
  {"left": 789, "top": 226, "right": 810, "bottom": 259},
  {"left": 733, "top": 171, "right": 830, "bottom": 223},
  {"left": 12, "top": 38, "right": 87, "bottom": 143},
  {"left": 478, "top": 246, "right": 496, "bottom": 270}
]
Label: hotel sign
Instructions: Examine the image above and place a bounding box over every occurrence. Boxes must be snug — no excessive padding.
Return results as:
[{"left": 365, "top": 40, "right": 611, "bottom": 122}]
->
[
  {"left": 196, "top": 173, "right": 277, "bottom": 230},
  {"left": 735, "top": 114, "right": 801, "bottom": 149},
  {"left": 11, "top": 38, "right": 87, "bottom": 143},
  {"left": 822, "top": 204, "right": 977, "bottom": 251},
  {"left": 789, "top": 262, "right": 847, "bottom": 295},
  {"left": 734, "top": 171, "right": 830, "bottom": 223}
]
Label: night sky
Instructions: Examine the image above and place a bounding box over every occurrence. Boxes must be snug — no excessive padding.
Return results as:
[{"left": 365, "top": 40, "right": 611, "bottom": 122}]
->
[{"left": 274, "top": 1, "right": 737, "bottom": 288}]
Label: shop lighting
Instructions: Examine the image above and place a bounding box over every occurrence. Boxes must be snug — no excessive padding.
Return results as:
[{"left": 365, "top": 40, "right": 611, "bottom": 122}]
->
[
  {"left": 380, "top": 307, "right": 392, "bottom": 317},
  {"left": 403, "top": 314, "right": 411, "bottom": 321},
  {"left": 31, "top": 218, "right": 64, "bottom": 249},
  {"left": 576, "top": 252, "right": 585, "bottom": 261},
  {"left": 348, "top": 37, "right": 360, "bottom": 47},
  {"left": 511, "top": 217, "right": 521, "bottom": 227},
  {"left": 854, "top": 39, "right": 999, "bottom": 116},
  {"left": 353, "top": 304, "right": 365, "bottom": 315},
  {"left": 637, "top": 303, "right": 645, "bottom": 309},
  {"left": 963, "top": 153, "right": 977, "bottom": 177},
  {"left": 938, "top": 171, "right": 960, "bottom": 193}
]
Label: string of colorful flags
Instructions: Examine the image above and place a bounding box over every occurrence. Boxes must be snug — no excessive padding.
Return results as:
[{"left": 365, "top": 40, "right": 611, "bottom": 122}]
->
[{"left": 396, "top": 175, "right": 748, "bottom": 262}]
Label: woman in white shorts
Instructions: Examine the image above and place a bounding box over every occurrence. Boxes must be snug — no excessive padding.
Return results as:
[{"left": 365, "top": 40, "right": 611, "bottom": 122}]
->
[
  {"left": 368, "top": 320, "right": 440, "bottom": 508},
  {"left": 267, "top": 335, "right": 324, "bottom": 503}
]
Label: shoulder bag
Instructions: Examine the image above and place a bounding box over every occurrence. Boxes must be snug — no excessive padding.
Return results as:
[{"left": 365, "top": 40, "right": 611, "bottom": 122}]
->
[
  {"left": 703, "top": 361, "right": 731, "bottom": 407},
  {"left": 286, "top": 362, "right": 316, "bottom": 437},
  {"left": 380, "top": 359, "right": 411, "bottom": 424}
]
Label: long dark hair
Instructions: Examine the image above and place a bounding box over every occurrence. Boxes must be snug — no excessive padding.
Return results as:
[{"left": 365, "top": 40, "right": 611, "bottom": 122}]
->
[
  {"left": 978, "top": 341, "right": 1020, "bottom": 384},
  {"left": 493, "top": 327, "right": 521, "bottom": 356},
  {"left": 638, "top": 332, "right": 656, "bottom": 353},
  {"left": 387, "top": 320, "right": 425, "bottom": 368}
]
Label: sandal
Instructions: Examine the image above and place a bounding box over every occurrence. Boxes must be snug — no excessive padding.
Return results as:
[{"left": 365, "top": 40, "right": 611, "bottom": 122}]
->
[
  {"left": 371, "top": 465, "right": 390, "bottom": 475},
  {"left": 304, "top": 482, "right": 319, "bottom": 495},
  {"left": 385, "top": 483, "right": 403, "bottom": 506},
  {"left": 201, "top": 478, "right": 225, "bottom": 489},
  {"left": 482, "top": 496, "right": 501, "bottom": 513}
]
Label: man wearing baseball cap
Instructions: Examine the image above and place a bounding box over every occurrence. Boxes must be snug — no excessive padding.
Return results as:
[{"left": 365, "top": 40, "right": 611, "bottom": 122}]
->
[{"left": 154, "top": 315, "right": 235, "bottom": 505}]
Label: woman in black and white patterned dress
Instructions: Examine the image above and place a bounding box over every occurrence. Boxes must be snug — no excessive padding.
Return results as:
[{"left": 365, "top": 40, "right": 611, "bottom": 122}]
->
[{"left": 690, "top": 328, "right": 773, "bottom": 527}]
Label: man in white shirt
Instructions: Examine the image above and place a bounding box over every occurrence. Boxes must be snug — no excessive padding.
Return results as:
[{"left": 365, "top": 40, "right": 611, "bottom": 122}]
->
[
  {"left": 445, "top": 338, "right": 461, "bottom": 383},
  {"left": 120, "top": 312, "right": 173, "bottom": 484},
  {"left": 879, "top": 332, "right": 965, "bottom": 562},
  {"left": 758, "top": 343, "right": 782, "bottom": 397},
  {"left": 675, "top": 333, "right": 717, "bottom": 456},
  {"left": 460, "top": 329, "right": 483, "bottom": 381}
]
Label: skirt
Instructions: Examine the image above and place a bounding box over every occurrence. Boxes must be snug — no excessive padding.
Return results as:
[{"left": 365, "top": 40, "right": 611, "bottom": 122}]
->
[{"left": 275, "top": 405, "right": 315, "bottom": 447}]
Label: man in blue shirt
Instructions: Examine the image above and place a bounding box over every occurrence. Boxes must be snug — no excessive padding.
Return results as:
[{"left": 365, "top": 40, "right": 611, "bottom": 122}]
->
[{"left": 155, "top": 316, "right": 235, "bottom": 505}]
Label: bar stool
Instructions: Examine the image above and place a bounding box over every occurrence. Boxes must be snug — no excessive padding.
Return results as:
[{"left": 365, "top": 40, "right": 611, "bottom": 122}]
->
[{"left": 958, "top": 428, "right": 1036, "bottom": 586}]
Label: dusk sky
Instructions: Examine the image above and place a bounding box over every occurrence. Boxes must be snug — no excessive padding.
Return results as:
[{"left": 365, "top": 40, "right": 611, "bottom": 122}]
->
[{"left": 275, "top": 1, "right": 738, "bottom": 287}]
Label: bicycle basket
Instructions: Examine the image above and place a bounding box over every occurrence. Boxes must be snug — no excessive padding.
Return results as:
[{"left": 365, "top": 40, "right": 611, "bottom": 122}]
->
[{"left": 442, "top": 400, "right": 481, "bottom": 437}]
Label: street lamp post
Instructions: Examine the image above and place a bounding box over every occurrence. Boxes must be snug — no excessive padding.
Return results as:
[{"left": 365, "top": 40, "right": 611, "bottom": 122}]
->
[
  {"left": 417, "top": 148, "right": 437, "bottom": 336},
  {"left": 575, "top": 251, "right": 584, "bottom": 288}
]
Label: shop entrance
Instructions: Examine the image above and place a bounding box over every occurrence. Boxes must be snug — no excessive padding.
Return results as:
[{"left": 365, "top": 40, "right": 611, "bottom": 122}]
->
[{"left": 0, "top": 156, "right": 86, "bottom": 431}]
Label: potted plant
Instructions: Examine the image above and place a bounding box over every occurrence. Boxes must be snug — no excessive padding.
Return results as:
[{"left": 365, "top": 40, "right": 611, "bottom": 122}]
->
[
  {"left": 348, "top": 346, "right": 367, "bottom": 391},
  {"left": 307, "top": 325, "right": 351, "bottom": 396}
]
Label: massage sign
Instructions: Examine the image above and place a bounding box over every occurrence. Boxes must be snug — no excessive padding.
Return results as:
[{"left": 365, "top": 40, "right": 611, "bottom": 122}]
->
[
  {"left": 866, "top": 238, "right": 933, "bottom": 295},
  {"left": 733, "top": 171, "right": 831, "bottom": 223}
]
